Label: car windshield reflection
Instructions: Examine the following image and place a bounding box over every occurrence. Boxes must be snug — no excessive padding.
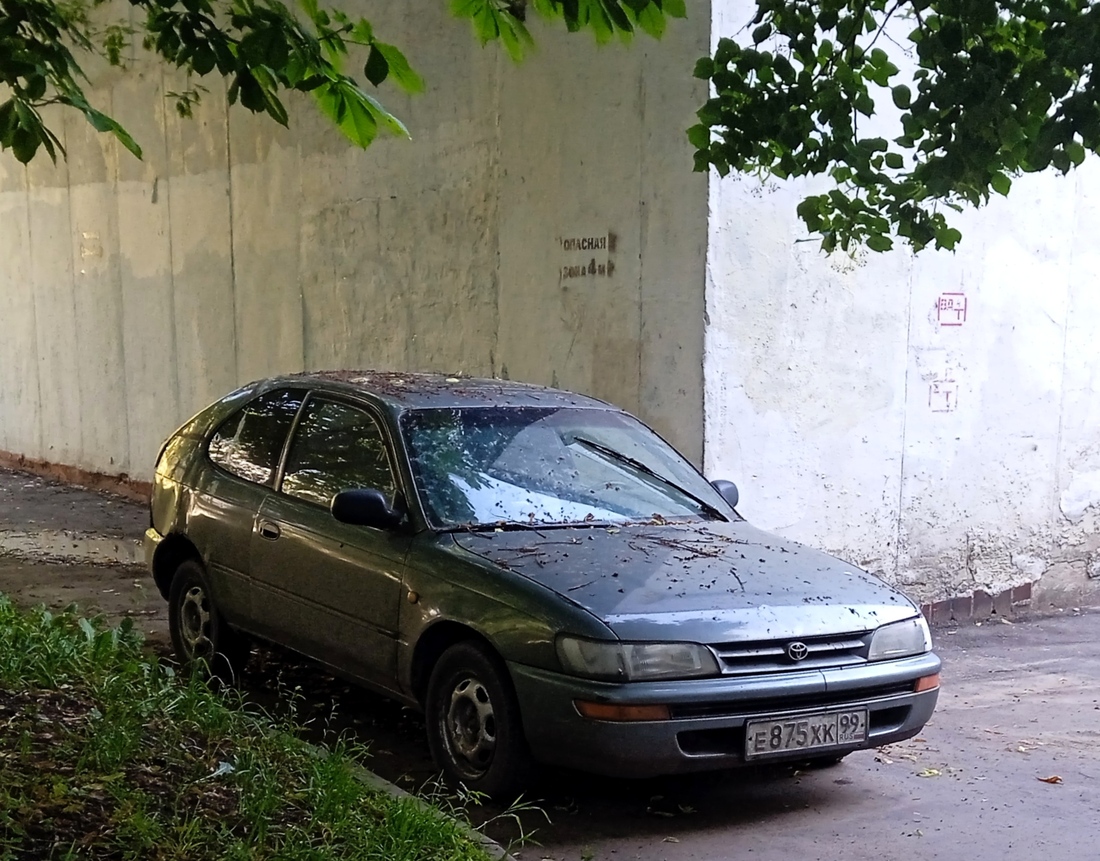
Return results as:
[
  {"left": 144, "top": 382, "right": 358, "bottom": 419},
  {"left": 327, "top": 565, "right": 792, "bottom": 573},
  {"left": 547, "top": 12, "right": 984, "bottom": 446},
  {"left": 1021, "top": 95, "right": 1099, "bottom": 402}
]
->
[{"left": 399, "top": 406, "right": 730, "bottom": 529}]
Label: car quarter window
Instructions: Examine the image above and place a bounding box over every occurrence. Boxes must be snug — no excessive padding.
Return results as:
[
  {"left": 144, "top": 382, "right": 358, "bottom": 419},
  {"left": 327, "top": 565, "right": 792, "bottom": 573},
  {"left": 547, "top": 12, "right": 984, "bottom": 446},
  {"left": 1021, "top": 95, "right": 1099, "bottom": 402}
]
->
[
  {"left": 280, "top": 399, "right": 397, "bottom": 508},
  {"left": 207, "top": 389, "right": 304, "bottom": 486}
]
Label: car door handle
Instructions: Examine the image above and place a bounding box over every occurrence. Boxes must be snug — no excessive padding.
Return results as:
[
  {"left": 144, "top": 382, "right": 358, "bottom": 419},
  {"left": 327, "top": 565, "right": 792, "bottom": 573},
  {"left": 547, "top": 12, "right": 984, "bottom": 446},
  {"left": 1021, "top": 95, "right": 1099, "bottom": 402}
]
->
[{"left": 258, "top": 521, "right": 281, "bottom": 541}]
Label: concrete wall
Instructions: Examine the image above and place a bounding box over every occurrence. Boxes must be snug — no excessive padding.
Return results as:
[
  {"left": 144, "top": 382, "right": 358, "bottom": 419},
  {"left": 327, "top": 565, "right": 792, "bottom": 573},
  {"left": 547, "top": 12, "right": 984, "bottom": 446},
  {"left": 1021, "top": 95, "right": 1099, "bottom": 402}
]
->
[
  {"left": 0, "top": 2, "right": 709, "bottom": 481},
  {"left": 705, "top": 154, "right": 1100, "bottom": 608}
]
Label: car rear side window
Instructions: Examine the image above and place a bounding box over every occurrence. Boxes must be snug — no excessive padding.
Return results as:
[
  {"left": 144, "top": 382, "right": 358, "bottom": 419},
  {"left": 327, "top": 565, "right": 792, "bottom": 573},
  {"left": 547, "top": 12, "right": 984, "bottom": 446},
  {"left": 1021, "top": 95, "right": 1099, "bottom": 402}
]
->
[
  {"left": 207, "top": 390, "right": 304, "bottom": 486},
  {"left": 281, "top": 399, "right": 397, "bottom": 508}
]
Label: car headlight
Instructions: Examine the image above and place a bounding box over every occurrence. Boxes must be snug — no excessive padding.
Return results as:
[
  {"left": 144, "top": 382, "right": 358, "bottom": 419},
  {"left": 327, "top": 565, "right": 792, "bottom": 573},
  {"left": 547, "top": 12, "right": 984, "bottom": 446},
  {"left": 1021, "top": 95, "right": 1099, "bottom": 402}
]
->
[
  {"left": 868, "top": 616, "right": 932, "bottom": 661},
  {"left": 556, "top": 636, "right": 720, "bottom": 681}
]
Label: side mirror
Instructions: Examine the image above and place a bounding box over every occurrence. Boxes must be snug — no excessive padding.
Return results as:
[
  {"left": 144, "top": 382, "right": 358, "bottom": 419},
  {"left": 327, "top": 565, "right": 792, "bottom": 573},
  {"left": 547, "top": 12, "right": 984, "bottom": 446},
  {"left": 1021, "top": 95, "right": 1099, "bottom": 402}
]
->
[
  {"left": 331, "top": 488, "right": 404, "bottom": 530},
  {"left": 710, "top": 479, "right": 739, "bottom": 509}
]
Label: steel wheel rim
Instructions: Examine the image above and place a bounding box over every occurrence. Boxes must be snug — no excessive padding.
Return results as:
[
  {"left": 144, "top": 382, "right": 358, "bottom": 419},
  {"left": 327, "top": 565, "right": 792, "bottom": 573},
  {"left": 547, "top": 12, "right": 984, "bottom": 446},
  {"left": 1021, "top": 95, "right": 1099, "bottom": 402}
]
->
[
  {"left": 179, "top": 584, "right": 214, "bottom": 660},
  {"left": 442, "top": 674, "right": 497, "bottom": 777}
]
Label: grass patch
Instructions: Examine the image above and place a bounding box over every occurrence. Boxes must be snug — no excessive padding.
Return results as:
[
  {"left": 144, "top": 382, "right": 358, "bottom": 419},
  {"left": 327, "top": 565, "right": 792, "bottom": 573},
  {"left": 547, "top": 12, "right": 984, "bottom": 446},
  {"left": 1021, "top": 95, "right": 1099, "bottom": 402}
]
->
[{"left": 0, "top": 594, "right": 495, "bottom": 861}]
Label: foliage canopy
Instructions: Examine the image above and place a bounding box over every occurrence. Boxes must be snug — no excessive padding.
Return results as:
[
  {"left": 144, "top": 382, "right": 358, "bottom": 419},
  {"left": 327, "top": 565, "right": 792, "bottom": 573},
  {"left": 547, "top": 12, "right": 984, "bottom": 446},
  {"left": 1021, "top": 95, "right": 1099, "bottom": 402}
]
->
[
  {"left": 0, "top": 0, "right": 685, "bottom": 164},
  {"left": 692, "top": 0, "right": 1100, "bottom": 251},
  {"left": 2, "top": 0, "right": 1098, "bottom": 251}
]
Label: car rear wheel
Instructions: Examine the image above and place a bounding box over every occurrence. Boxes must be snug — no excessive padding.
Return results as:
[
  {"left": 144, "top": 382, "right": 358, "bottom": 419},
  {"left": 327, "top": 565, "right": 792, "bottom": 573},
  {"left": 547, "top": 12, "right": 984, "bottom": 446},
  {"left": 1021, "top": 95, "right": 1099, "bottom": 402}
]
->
[
  {"left": 424, "top": 641, "right": 534, "bottom": 798},
  {"left": 168, "top": 558, "right": 249, "bottom": 681}
]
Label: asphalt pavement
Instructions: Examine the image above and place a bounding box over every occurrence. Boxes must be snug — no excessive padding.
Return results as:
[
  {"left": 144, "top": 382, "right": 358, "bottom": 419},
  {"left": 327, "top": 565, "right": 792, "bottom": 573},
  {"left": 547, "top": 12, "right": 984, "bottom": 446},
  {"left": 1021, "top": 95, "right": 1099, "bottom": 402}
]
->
[{"left": 1, "top": 468, "right": 1097, "bottom": 860}]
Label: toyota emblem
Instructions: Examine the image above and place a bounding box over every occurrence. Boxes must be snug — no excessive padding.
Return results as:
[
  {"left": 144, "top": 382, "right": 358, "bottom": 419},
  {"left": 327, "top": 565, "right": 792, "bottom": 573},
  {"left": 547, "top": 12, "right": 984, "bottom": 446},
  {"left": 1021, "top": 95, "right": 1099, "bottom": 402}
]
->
[{"left": 786, "top": 641, "right": 809, "bottom": 662}]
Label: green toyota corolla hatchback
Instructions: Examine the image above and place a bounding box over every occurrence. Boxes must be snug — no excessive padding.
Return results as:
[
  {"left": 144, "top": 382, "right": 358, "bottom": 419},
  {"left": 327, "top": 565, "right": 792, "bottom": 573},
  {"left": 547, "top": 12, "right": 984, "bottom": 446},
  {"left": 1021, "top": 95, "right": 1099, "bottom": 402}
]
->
[{"left": 146, "top": 371, "right": 940, "bottom": 795}]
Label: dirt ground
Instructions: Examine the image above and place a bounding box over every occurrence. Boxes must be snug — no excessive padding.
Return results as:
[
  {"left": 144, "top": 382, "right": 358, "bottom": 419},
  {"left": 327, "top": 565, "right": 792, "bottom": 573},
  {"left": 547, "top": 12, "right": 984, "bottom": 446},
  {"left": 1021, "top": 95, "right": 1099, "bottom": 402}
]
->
[
  {"left": 0, "top": 558, "right": 168, "bottom": 644},
  {"left": 4, "top": 468, "right": 1100, "bottom": 859},
  {"left": 0, "top": 469, "right": 167, "bottom": 644}
]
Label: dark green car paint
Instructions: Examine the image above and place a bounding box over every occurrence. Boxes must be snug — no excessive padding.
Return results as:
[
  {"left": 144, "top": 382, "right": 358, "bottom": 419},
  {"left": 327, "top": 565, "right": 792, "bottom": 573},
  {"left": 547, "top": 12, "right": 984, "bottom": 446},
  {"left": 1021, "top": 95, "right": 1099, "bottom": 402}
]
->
[
  {"left": 148, "top": 375, "right": 618, "bottom": 705},
  {"left": 147, "top": 371, "right": 940, "bottom": 780}
]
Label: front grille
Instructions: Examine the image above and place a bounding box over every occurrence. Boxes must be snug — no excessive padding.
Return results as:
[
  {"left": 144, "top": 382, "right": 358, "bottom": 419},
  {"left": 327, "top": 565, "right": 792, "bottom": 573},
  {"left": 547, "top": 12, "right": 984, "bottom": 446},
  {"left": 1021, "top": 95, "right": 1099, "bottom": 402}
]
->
[
  {"left": 668, "top": 681, "right": 913, "bottom": 720},
  {"left": 711, "top": 631, "right": 872, "bottom": 675}
]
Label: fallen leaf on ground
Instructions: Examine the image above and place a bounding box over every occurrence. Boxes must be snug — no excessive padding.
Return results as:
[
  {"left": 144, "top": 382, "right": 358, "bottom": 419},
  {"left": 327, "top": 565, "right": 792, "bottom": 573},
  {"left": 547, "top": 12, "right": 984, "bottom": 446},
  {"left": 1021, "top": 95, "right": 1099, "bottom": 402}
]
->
[
  {"left": 917, "top": 768, "right": 941, "bottom": 778},
  {"left": 1037, "top": 775, "right": 1063, "bottom": 784},
  {"left": 662, "top": 837, "right": 680, "bottom": 843}
]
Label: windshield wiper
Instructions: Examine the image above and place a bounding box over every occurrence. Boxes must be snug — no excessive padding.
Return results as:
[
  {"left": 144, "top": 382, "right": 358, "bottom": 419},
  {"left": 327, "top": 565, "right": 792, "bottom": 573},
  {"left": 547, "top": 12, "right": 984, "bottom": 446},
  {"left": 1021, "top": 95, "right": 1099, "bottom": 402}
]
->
[{"left": 570, "top": 437, "right": 728, "bottom": 522}]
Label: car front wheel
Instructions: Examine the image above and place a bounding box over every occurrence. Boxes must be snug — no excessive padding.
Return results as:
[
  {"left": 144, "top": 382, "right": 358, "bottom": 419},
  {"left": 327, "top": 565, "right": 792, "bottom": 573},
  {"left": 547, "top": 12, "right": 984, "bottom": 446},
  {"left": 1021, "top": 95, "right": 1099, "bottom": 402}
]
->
[
  {"left": 168, "top": 558, "right": 248, "bottom": 680},
  {"left": 424, "top": 641, "right": 534, "bottom": 798}
]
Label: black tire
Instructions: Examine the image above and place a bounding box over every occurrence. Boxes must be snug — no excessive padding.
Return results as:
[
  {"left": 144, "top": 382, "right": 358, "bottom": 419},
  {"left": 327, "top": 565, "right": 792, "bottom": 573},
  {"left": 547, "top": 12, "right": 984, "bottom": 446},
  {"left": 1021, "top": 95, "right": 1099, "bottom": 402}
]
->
[
  {"left": 167, "top": 558, "right": 249, "bottom": 681},
  {"left": 424, "top": 641, "right": 535, "bottom": 798}
]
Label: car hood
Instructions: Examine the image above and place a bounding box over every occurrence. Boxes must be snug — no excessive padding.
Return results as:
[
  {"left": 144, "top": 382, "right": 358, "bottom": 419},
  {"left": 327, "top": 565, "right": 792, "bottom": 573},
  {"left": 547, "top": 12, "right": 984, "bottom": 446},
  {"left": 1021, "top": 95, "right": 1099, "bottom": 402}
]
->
[{"left": 451, "top": 521, "right": 918, "bottom": 643}]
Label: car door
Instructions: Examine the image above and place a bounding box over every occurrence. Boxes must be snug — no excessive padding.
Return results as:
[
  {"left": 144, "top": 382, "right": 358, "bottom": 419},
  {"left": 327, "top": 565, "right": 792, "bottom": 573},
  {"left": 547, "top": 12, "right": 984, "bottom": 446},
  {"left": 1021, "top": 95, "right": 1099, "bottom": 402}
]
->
[
  {"left": 188, "top": 388, "right": 305, "bottom": 624},
  {"left": 250, "top": 395, "right": 410, "bottom": 690}
]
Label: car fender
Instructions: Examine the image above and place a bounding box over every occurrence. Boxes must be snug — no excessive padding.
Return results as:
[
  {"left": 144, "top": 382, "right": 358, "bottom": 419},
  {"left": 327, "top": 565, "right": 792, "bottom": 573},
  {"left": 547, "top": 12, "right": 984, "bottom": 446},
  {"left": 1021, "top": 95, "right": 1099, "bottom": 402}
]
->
[{"left": 397, "top": 535, "right": 615, "bottom": 699}]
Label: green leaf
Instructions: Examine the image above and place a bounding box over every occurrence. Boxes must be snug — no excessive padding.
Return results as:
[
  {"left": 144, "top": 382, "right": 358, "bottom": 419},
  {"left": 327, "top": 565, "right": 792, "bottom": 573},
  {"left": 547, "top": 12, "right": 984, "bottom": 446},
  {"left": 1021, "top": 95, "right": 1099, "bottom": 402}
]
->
[
  {"left": 359, "top": 89, "right": 409, "bottom": 137},
  {"left": 298, "top": 0, "right": 320, "bottom": 22},
  {"left": 235, "top": 71, "right": 266, "bottom": 113},
  {"left": 191, "top": 45, "right": 217, "bottom": 76},
  {"left": 866, "top": 233, "right": 893, "bottom": 252},
  {"left": 338, "top": 95, "right": 377, "bottom": 147},
  {"left": 693, "top": 57, "right": 714, "bottom": 79},
  {"left": 364, "top": 45, "right": 389, "bottom": 86},
  {"left": 11, "top": 126, "right": 40, "bottom": 164},
  {"left": 796, "top": 195, "right": 826, "bottom": 231},
  {"left": 350, "top": 18, "right": 374, "bottom": 43},
  {"left": 59, "top": 92, "right": 143, "bottom": 159},
  {"left": 458, "top": 0, "right": 502, "bottom": 42},
  {"left": 602, "top": 0, "right": 634, "bottom": 33},
  {"left": 499, "top": 19, "right": 524, "bottom": 60},
  {"left": 634, "top": 3, "right": 666, "bottom": 38},
  {"left": 686, "top": 123, "right": 710, "bottom": 149},
  {"left": 662, "top": 0, "right": 686, "bottom": 17},
  {"left": 885, "top": 152, "right": 904, "bottom": 169},
  {"left": 990, "top": 172, "right": 1011, "bottom": 195},
  {"left": 934, "top": 226, "right": 962, "bottom": 250},
  {"left": 891, "top": 85, "right": 911, "bottom": 109},
  {"left": 24, "top": 74, "right": 47, "bottom": 101},
  {"left": 374, "top": 42, "right": 425, "bottom": 92},
  {"left": 0, "top": 102, "right": 16, "bottom": 137}
]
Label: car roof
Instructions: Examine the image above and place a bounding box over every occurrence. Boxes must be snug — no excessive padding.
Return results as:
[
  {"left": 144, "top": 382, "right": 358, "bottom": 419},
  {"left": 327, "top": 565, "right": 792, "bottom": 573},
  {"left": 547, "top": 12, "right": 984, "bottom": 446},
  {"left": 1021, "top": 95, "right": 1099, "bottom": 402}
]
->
[{"left": 261, "top": 370, "right": 615, "bottom": 411}]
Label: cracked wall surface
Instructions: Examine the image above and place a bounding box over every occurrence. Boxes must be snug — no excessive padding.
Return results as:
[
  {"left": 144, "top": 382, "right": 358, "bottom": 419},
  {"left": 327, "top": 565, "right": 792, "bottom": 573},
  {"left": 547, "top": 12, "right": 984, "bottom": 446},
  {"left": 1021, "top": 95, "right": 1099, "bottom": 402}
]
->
[
  {"left": 0, "top": 3, "right": 709, "bottom": 481},
  {"left": 705, "top": 158, "right": 1100, "bottom": 608}
]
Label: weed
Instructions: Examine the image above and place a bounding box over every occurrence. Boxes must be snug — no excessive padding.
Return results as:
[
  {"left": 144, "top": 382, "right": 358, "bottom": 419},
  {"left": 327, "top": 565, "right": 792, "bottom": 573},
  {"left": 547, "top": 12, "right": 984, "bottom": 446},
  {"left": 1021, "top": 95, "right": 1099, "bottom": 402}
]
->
[{"left": 0, "top": 594, "right": 493, "bottom": 861}]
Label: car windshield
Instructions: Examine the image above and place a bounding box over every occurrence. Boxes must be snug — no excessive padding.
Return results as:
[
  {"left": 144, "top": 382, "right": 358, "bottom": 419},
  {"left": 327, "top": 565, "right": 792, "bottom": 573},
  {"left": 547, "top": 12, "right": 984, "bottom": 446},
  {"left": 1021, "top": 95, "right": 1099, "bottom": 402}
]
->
[{"left": 400, "top": 406, "right": 732, "bottom": 529}]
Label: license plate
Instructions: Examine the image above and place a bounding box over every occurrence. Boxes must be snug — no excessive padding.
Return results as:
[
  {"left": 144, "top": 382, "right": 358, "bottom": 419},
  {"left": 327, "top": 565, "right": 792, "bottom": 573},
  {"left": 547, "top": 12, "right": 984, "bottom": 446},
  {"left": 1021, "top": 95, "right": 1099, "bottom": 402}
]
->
[{"left": 744, "top": 709, "right": 868, "bottom": 759}]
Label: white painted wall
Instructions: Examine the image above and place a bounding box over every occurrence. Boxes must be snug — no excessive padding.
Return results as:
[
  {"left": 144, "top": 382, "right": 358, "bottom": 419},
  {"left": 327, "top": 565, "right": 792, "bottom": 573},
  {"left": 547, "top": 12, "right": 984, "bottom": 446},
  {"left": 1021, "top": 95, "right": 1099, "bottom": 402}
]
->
[
  {"left": 705, "top": 154, "right": 1100, "bottom": 605},
  {"left": 0, "top": 3, "right": 709, "bottom": 480}
]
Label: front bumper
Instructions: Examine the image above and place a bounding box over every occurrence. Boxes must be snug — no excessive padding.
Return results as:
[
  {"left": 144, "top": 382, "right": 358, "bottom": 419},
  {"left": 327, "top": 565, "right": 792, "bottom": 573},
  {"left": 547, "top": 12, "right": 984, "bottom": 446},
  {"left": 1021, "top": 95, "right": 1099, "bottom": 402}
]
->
[{"left": 509, "top": 651, "right": 940, "bottom": 778}]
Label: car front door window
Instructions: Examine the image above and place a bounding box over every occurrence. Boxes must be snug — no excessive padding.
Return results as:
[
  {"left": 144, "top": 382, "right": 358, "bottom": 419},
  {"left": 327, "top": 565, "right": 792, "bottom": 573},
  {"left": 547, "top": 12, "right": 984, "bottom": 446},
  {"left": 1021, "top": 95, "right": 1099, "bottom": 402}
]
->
[{"left": 281, "top": 399, "right": 397, "bottom": 507}]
